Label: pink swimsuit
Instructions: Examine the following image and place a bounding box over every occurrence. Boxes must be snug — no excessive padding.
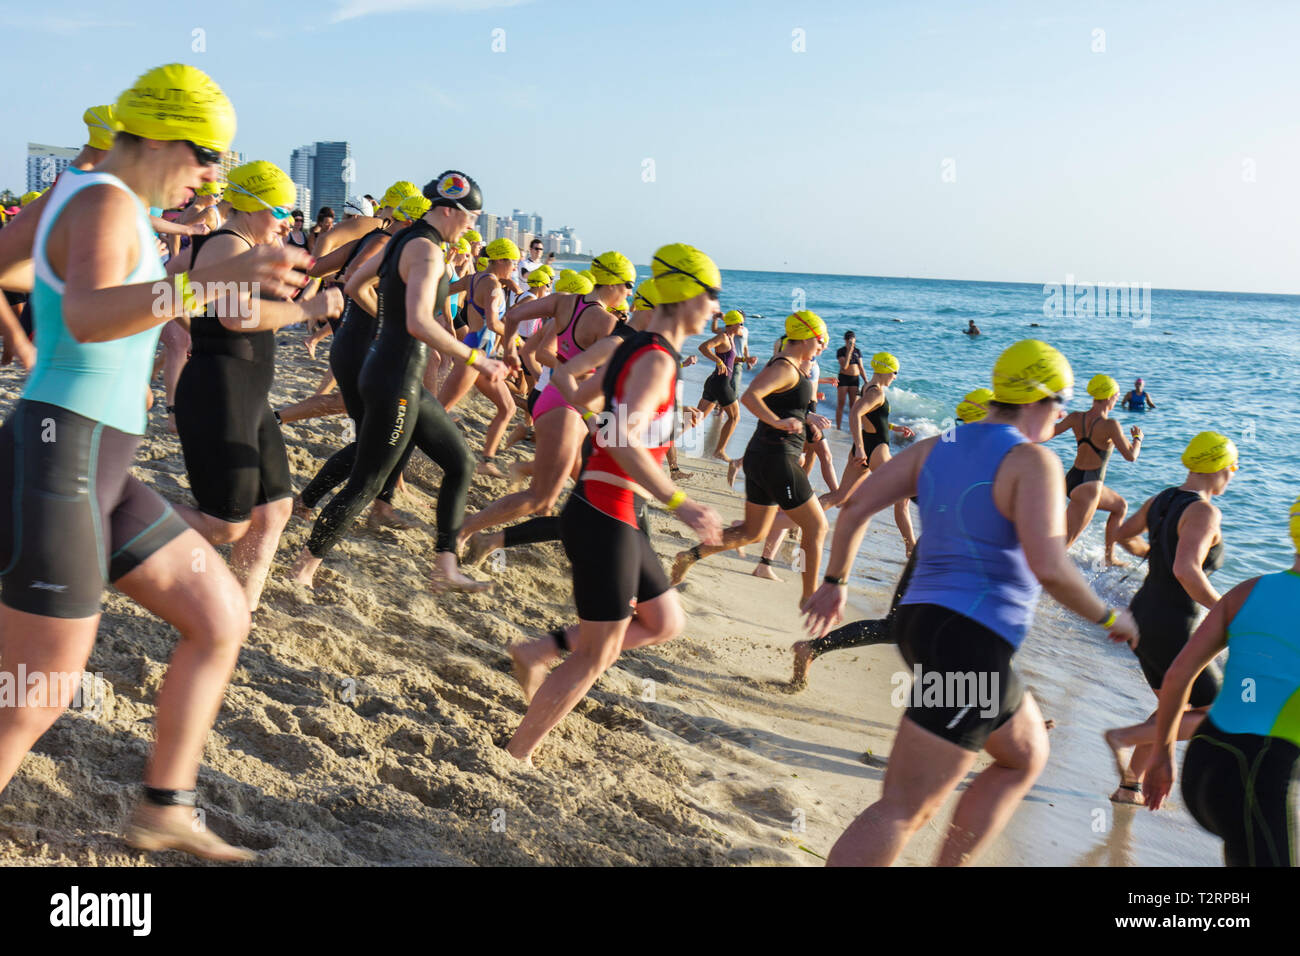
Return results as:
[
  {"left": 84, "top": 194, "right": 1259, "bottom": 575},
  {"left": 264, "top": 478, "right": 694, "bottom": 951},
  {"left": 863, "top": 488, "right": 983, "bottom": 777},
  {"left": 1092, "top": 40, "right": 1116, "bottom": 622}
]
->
[{"left": 531, "top": 297, "right": 595, "bottom": 420}]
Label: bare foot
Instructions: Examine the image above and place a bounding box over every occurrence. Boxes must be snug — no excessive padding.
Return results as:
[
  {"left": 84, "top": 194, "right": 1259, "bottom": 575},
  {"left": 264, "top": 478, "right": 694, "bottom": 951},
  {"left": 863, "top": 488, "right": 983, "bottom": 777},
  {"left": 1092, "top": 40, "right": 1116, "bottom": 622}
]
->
[
  {"left": 670, "top": 549, "right": 696, "bottom": 586},
  {"left": 430, "top": 564, "right": 492, "bottom": 594},
  {"left": 478, "top": 459, "right": 507, "bottom": 479},
  {"left": 367, "top": 502, "right": 415, "bottom": 529},
  {"left": 292, "top": 495, "right": 314, "bottom": 521},
  {"left": 1103, "top": 729, "right": 1146, "bottom": 805},
  {"left": 124, "top": 802, "right": 256, "bottom": 862},
  {"left": 726, "top": 458, "right": 742, "bottom": 487},
  {"left": 670, "top": 467, "right": 693, "bottom": 482},
  {"left": 1106, "top": 554, "right": 1130, "bottom": 568},
  {"left": 506, "top": 460, "right": 531, "bottom": 491},
  {"left": 790, "top": 641, "right": 814, "bottom": 689},
  {"left": 752, "top": 562, "right": 781, "bottom": 582},
  {"left": 462, "top": 531, "right": 498, "bottom": 568},
  {"left": 166, "top": 412, "right": 179, "bottom": 436},
  {"left": 509, "top": 639, "right": 555, "bottom": 704}
]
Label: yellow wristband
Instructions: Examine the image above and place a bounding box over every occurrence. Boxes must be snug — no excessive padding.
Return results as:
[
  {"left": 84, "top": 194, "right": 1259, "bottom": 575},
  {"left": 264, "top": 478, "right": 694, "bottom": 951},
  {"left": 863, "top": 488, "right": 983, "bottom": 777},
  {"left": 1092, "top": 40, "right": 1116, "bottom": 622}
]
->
[
  {"left": 175, "top": 271, "right": 200, "bottom": 315},
  {"left": 465, "top": 348, "right": 479, "bottom": 366},
  {"left": 665, "top": 489, "right": 686, "bottom": 511},
  {"left": 581, "top": 409, "right": 595, "bottom": 422},
  {"left": 1099, "top": 608, "right": 1118, "bottom": 629}
]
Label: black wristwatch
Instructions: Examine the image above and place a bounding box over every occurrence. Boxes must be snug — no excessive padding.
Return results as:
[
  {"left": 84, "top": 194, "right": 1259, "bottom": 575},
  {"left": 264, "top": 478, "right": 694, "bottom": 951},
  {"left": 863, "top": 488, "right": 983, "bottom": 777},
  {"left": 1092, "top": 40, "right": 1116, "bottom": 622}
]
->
[{"left": 824, "top": 575, "right": 846, "bottom": 586}]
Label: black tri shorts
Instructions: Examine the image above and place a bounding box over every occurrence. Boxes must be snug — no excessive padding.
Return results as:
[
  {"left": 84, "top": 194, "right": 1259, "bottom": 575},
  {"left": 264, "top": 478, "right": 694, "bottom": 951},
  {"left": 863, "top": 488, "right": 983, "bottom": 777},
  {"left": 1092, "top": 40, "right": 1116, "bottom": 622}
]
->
[
  {"left": 742, "top": 442, "right": 814, "bottom": 510},
  {"left": 561, "top": 487, "right": 669, "bottom": 622},
  {"left": 893, "top": 602, "right": 1026, "bottom": 752},
  {"left": 700, "top": 368, "right": 738, "bottom": 407},
  {"left": 0, "top": 400, "right": 190, "bottom": 618}
]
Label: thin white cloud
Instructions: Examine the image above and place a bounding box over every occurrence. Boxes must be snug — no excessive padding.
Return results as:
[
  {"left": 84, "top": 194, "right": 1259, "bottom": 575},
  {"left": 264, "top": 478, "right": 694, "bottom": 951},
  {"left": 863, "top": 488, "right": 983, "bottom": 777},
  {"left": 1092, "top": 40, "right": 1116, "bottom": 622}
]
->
[{"left": 330, "top": 0, "right": 530, "bottom": 24}]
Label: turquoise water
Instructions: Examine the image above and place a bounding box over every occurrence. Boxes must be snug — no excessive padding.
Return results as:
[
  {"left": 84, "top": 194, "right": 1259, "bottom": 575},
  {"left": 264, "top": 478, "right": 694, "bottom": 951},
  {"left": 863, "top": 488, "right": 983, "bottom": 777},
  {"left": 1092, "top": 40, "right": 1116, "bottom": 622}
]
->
[{"left": 682, "top": 269, "right": 1300, "bottom": 585}]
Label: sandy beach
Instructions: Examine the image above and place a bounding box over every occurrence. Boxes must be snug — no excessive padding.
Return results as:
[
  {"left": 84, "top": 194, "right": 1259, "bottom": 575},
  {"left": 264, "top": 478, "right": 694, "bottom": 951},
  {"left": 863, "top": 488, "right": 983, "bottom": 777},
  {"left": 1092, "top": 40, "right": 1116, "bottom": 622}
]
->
[{"left": 0, "top": 330, "right": 1220, "bottom": 866}]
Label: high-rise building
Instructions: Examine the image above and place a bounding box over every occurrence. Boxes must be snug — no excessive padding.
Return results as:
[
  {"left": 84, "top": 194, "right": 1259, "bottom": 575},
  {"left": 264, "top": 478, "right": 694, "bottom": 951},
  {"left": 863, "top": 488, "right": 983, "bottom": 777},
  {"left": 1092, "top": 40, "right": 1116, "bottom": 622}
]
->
[
  {"left": 218, "top": 150, "right": 245, "bottom": 182},
  {"left": 312, "top": 141, "right": 351, "bottom": 219},
  {"left": 26, "top": 143, "right": 78, "bottom": 192},
  {"left": 289, "top": 141, "right": 351, "bottom": 218},
  {"left": 478, "top": 212, "right": 498, "bottom": 242}
]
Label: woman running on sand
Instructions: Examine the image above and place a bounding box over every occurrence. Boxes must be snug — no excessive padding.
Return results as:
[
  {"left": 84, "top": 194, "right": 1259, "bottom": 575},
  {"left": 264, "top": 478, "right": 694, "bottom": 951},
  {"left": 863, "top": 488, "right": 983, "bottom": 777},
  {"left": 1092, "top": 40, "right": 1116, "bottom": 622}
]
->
[
  {"left": 436, "top": 237, "right": 520, "bottom": 477},
  {"left": 1103, "top": 431, "right": 1235, "bottom": 806},
  {"left": 0, "top": 64, "right": 310, "bottom": 861},
  {"left": 454, "top": 255, "right": 633, "bottom": 550},
  {"left": 1142, "top": 494, "right": 1300, "bottom": 866},
  {"left": 695, "top": 309, "right": 752, "bottom": 479},
  {"left": 292, "top": 194, "right": 432, "bottom": 529},
  {"left": 802, "top": 340, "right": 1138, "bottom": 866},
  {"left": 504, "top": 243, "right": 723, "bottom": 764},
  {"left": 1053, "top": 373, "right": 1145, "bottom": 565},
  {"left": 786, "top": 390, "right": 991, "bottom": 686},
  {"left": 844, "top": 352, "right": 916, "bottom": 555},
  {"left": 289, "top": 171, "right": 506, "bottom": 592},
  {"left": 170, "top": 161, "right": 344, "bottom": 613},
  {"left": 670, "top": 312, "right": 832, "bottom": 605}
]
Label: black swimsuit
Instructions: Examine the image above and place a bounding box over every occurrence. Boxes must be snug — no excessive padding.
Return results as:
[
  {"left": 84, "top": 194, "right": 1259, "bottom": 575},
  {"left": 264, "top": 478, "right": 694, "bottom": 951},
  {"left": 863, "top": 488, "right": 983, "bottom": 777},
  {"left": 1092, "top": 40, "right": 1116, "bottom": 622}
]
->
[
  {"left": 1064, "top": 414, "right": 1112, "bottom": 495},
  {"left": 857, "top": 393, "right": 891, "bottom": 462},
  {"left": 742, "top": 356, "right": 814, "bottom": 510}
]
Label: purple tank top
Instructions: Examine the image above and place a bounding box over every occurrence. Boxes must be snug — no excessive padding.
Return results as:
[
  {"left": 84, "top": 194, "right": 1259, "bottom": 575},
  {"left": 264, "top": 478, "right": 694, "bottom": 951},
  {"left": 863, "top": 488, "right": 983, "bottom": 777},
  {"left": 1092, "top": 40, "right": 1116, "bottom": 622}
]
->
[{"left": 900, "top": 422, "right": 1041, "bottom": 649}]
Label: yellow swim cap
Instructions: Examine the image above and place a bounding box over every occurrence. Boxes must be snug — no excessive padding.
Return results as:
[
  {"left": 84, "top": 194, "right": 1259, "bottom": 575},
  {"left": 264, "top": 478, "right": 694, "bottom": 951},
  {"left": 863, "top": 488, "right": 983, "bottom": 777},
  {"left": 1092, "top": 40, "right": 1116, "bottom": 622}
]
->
[
  {"left": 1182, "top": 431, "right": 1239, "bottom": 474},
  {"left": 381, "top": 180, "right": 419, "bottom": 212},
  {"left": 19, "top": 191, "right": 41, "bottom": 206},
  {"left": 871, "top": 352, "right": 900, "bottom": 374},
  {"left": 83, "top": 104, "right": 116, "bottom": 150},
  {"left": 195, "top": 181, "right": 225, "bottom": 197},
  {"left": 114, "top": 64, "right": 236, "bottom": 155},
  {"left": 1289, "top": 494, "right": 1300, "bottom": 553},
  {"left": 784, "top": 310, "right": 827, "bottom": 341},
  {"left": 992, "top": 339, "right": 1074, "bottom": 404},
  {"left": 555, "top": 269, "right": 594, "bottom": 295},
  {"left": 476, "top": 256, "right": 489, "bottom": 271},
  {"left": 464, "top": 229, "right": 482, "bottom": 243},
  {"left": 1087, "top": 374, "right": 1119, "bottom": 400},
  {"left": 650, "top": 243, "right": 721, "bottom": 305},
  {"left": 526, "top": 269, "right": 551, "bottom": 287},
  {"left": 632, "top": 280, "right": 659, "bottom": 310},
  {"left": 454, "top": 237, "right": 470, "bottom": 254},
  {"left": 956, "top": 387, "right": 994, "bottom": 423},
  {"left": 485, "top": 238, "right": 520, "bottom": 260},
  {"left": 723, "top": 309, "right": 745, "bottom": 326},
  {"left": 225, "top": 160, "right": 295, "bottom": 214},
  {"left": 589, "top": 251, "right": 636, "bottom": 286},
  {"left": 537, "top": 264, "right": 554, "bottom": 279},
  {"left": 392, "top": 194, "right": 431, "bottom": 223}
]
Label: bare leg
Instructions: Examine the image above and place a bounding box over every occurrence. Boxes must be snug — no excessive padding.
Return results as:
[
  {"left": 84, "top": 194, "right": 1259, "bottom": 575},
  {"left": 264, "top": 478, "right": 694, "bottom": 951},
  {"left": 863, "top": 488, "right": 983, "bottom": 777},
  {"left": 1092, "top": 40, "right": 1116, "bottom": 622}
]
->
[
  {"left": 671, "top": 502, "right": 779, "bottom": 585},
  {"left": 1065, "top": 481, "right": 1103, "bottom": 548},
  {"left": 228, "top": 497, "right": 293, "bottom": 612}
]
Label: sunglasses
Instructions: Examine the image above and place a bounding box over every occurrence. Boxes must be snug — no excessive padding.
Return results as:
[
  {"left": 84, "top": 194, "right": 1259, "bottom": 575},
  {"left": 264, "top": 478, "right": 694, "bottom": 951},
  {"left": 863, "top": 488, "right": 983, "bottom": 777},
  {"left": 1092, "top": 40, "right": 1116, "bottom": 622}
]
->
[{"left": 185, "top": 141, "right": 223, "bottom": 167}]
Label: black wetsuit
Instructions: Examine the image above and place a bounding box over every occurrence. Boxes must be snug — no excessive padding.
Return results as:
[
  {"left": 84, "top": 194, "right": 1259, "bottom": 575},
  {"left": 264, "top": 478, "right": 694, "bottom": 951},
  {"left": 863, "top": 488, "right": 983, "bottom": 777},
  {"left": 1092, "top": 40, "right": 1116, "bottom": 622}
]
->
[
  {"left": 1065, "top": 413, "right": 1112, "bottom": 495},
  {"left": 300, "top": 229, "right": 414, "bottom": 510},
  {"left": 306, "top": 220, "right": 471, "bottom": 556},
  {"left": 742, "top": 356, "right": 814, "bottom": 510},
  {"left": 174, "top": 228, "right": 293, "bottom": 523},
  {"left": 857, "top": 393, "right": 890, "bottom": 461},
  {"left": 1129, "top": 487, "right": 1224, "bottom": 706},
  {"left": 807, "top": 551, "right": 918, "bottom": 658}
]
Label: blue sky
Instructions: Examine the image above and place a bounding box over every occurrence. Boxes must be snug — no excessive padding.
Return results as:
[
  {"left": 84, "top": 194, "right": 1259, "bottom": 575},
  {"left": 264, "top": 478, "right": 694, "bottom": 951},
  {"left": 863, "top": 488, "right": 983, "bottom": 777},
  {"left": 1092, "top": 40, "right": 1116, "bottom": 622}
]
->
[{"left": 1, "top": 0, "right": 1298, "bottom": 293}]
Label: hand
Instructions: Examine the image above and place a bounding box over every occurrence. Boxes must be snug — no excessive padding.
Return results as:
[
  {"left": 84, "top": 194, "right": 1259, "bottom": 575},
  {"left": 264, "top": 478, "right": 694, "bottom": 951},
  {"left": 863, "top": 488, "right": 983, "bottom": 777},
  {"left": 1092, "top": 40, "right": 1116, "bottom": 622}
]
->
[
  {"left": 849, "top": 449, "right": 868, "bottom": 469},
  {"left": 1107, "top": 608, "right": 1140, "bottom": 648},
  {"left": 474, "top": 355, "right": 508, "bottom": 383},
  {"left": 682, "top": 406, "right": 702, "bottom": 428},
  {"left": 746, "top": 356, "right": 758, "bottom": 369},
  {"left": 675, "top": 499, "right": 722, "bottom": 545},
  {"left": 1131, "top": 426, "right": 1143, "bottom": 440},
  {"left": 776, "top": 417, "right": 803, "bottom": 434},
  {"left": 802, "top": 582, "right": 847, "bottom": 638},
  {"left": 154, "top": 237, "right": 168, "bottom": 259},
  {"left": 895, "top": 425, "right": 915, "bottom": 439},
  {"left": 1140, "top": 748, "right": 1176, "bottom": 810},
  {"left": 816, "top": 391, "right": 825, "bottom": 402},
  {"left": 3, "top": 333, "right": 35, "bottom": 370},
  {"left": 715, "top": 362, "right": 727, "bottom": 375},
  {"left": 682, "top": 355, "right": 697, "bottom": 367},
  {"left": 808, "top": 413, "right": 832, "bottom": 430},
  {"left": 305, "top": 287, "right": 344, "bottom": 323},
  {"left": 190, "top": 222, "right": 211, "bottom": 237}
]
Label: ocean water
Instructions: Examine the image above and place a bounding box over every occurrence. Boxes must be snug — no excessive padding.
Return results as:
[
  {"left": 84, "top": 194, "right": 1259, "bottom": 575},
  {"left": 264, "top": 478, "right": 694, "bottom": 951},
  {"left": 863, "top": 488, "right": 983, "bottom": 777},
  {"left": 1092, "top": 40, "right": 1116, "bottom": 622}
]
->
[
  {"left": 678, "top": 269, "right": 1300, "bottom": 586},
  {"left": 666, "top": 270, "right": 1298, "bottom": 864}
]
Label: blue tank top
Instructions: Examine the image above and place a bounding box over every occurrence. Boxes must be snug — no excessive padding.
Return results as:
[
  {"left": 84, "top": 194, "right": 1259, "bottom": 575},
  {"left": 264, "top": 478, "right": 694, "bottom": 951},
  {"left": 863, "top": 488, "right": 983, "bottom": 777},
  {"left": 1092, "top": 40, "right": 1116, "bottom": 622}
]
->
[
  {"left": 1208, "top": 570, "right": 1300, "bottom": 747},
  {"left": 25, "top": 168, "right": 167, "bottom": 435},
  {"left": 900, "top": 422, "right": 1042, "bottom": 649}
]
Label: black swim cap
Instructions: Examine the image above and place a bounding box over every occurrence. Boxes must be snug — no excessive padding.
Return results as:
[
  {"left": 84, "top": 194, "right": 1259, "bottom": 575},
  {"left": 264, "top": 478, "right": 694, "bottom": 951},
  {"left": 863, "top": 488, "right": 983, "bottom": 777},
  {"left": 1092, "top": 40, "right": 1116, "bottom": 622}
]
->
[{"left": 424, "top": 170, "right": 482, "bottom": 212}]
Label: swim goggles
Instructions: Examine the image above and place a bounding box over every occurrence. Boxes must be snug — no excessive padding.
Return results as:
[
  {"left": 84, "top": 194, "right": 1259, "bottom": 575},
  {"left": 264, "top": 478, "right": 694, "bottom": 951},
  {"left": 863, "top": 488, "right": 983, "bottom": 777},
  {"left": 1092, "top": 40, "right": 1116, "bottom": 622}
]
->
[{"left": 652, "top": 256, "right": 720, "bottom": 300}]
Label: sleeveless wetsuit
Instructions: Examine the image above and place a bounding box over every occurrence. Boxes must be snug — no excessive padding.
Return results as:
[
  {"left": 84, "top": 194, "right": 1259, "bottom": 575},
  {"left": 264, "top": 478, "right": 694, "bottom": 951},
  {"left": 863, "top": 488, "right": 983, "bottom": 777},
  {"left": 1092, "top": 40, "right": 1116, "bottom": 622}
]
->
[
  {"left": 0, "top": 168, "right": 188, "bottom": 618},
  {"left": 857, "top": 392, "right": 891, "bottom": 461},
  {"left": 897, "top": 422, "right": 1039, "bottom": 750},
  {"left": 306, "top": 220, "right": 471, "bottom": 556},
  {"left": 1183, "top": 570, "right": 1300, "bottom": 866},
  {"left": 299, "top": 228, "right": 414, "bottom": 510},
  {"left": 562, "top": 330, "right": 678, "bottom": 621},
  {"left": 1129, "top": 487, "right": 1225, "bottom": 705},
  {"left": 742, "top": 356, "right": 814, "bottom": 510},
  {"left": 174, "top": 228, "right": 293, "bottom": 523},
  {"left": 1065, "top": 413, "right": 1112, "bottom": 495}
]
